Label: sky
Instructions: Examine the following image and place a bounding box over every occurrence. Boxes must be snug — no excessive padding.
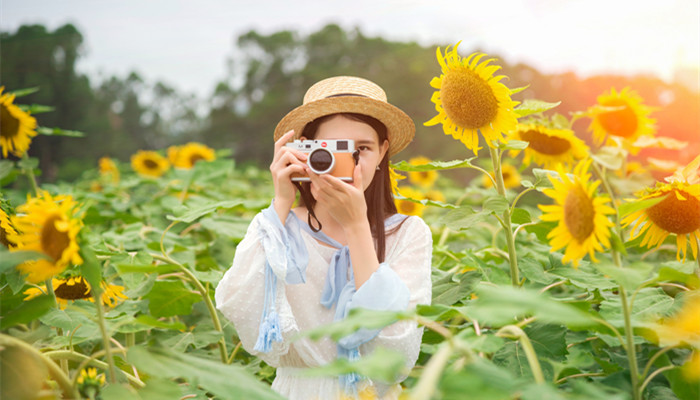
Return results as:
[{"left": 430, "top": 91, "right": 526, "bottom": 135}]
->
[{"left": 3, "top": 0, "right": 699, "bottom": 98}]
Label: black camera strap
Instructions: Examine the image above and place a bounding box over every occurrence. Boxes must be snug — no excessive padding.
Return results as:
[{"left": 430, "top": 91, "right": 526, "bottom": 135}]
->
[{"left": 292, "top": 181, "right": 322, "bottom": 233}]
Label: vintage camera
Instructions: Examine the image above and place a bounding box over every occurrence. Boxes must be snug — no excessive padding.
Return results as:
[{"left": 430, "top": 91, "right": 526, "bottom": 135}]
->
[{"left": 286, "top": 139, "right": 359, "bottom": 182}]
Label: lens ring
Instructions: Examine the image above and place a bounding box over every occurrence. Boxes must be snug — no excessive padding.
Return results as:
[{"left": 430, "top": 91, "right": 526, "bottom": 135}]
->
[{"left": 308, "top": 148, "right": 335, "bottom": 174}]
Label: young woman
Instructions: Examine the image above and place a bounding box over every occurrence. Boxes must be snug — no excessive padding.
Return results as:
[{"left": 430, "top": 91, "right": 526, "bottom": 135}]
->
[{"left": 215, "top": 76, "right": 433, "bottom": 400}]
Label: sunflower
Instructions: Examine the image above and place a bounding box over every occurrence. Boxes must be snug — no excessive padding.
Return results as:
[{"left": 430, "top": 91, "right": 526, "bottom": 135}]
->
[
  {"left": 131, "top": 150, "right": 169, "bottom": 177},
  {"left": 407, "top": 156, "right": 438, "bottom": 189},
  {"left": 24, "top": 276, "right": 127, "bottom": 309},
  {"left": 425, "top": 43, "right": 519, "bottom": 155},
  {"left": 1, "top": 206, "right": 17, "bottom": 248},
  {"left": 98, "top": 156, "right": 120, "bottom": 183},
  {"left": 394, "top": 186, "right": 426, "bottom": 217},
  {"left": 538, "top": 159, "right": 615, "bottom": 267},
  {"left": 0, "top": 87, "right": 38, "bottom": 158},
  {"left": 507, "top": 123, "right": 589, "bottom": 170},
  {"left": 7, "top": 191, "right": 83, "bottom": 283},
  {"left": 389, "top": 167, "right": 406, "bottom": 196},
  {"left": 621, "top": 173, "right": 700, "bottom": 262},
  {"left": 650, "top": 290, "right": 700, "bottom": 348},
  {"left": 587, "top": 87, "right": 655, "bottom": 152},
  {"left": 170, "top": 142, "right": 215, "bottom": 169},
  {"left": 483, "top": 163, "right": 521, "bottom": 189},
  {"left": 424, "top": 189, "right": 446, "bottom": 203}
]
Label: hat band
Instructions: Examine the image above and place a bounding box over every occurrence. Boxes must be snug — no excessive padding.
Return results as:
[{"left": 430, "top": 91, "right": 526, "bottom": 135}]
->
[{"left": 324, "top": 93, "right": 369, "bottom": 99}]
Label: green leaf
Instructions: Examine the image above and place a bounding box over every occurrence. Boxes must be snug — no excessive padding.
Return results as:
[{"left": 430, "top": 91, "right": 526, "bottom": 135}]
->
[
  {"left": 79, "top": 246, "right": 103, "bottom": 297},
  {"left": 393, "top": 193, "right": 458, "bottom": 209},
  {"left": 432, "top": 270, "right": 481, "bottom": 306},
  {"left": 134, "top": 315, "right": 187, "bottom": 331},
  {"left": 599, "top": 287, "right": 675, "bottom": 327},
  {"left": 303, "top": 347, "right": 406, "bottom": 383},
  {"left": 18, "top": 104, "right": 55, "bottom": 114},
  {"left": 437, "top": 206, "right": 490, "bottom": 231},
  {"left": 143, "top": 281, "right": 200, "bottom": 318},
  {"left": 0, "top": 160, "right": 15, "bottom": 180},
  {"left": 466, "top": 284, "right": 597, "bottom": 328},
  {"left": 7, "top": 87, "right": 39, "bottom": 97},
  {"left": 514, "top": 99, "right": 561, "bottom": 117},
  {"left": 116, "top": 264, "right": 180, "bottom": 274},
  {"left": 36, "top": 126, "right": 85, "bottom": 137},
  {"left": 618, "top": 195, "right": 666, "bottom": 218},
  {"left": 0, "top": 250, "right": 49, "bottom": 273},
  {"left": 511, "top": 208, "right": 532, "bottom": 224},
  {"left": 0, "top": 295, "right": 55, "bottom": 329},
  {"left": 511, "top": 85, "right": 530, "bottom": 94},
  {"left": 301, "top": 308, "right": 410, "bottom": 342},
  {"left": 17, "top": 157, "right": 39, "bottom": 170},
  {"left": 500, "top": 139, "right": 529, "bottom": 150},
  {"left": 0, "top": 342, "right": 49, "bottom": 400},
  {"left": 127, "top": 346, "right": 285, "bottom": 400},
  {"left": 439, "top": 358, "right": 521, "bottom": 400},
  {"left": 593, "top": 261, "right": 655, "bottom": 291},
  {"left": 483, "top": 195, "right": 509, "bottom": 213},
  {"left": 549, "top": 262, "right": 617, "bottom": 290},
  {"left": 391, "top": 158, "right": 477, "bottom": 172},
  {"left": 167, "top": 200, "right": 245, "bottom": 223},
  {"left": 591, "top": 146, "right": 627, "bottom": 170}
]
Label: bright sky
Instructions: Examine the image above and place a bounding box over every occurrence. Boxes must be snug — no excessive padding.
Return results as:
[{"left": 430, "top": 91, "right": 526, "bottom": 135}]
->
[{"left": 3, "top": 0, "right": 699, "bottom": 98}]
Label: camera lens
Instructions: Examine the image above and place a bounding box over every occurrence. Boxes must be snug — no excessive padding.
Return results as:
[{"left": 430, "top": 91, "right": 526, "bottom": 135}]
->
[{"left": 308, "top": 148, "right": 334, "bottom": 174}]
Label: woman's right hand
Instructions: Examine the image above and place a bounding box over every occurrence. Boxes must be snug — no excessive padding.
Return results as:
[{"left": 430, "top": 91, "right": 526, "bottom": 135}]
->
[{"left": 270, "top": 130, "right": 307, "bottom": 220}]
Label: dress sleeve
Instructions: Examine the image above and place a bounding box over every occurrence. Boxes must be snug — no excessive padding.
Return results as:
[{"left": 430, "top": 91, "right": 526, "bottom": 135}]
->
[
  {"left": 356, "top": 216, "right": 433, "bottom": 383},
  {"left": 214, "top": 204, "right": 306, "bottom": 366}
]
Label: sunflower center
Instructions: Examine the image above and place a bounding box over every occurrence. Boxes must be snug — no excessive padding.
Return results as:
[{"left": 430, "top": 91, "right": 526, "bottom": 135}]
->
[
  {"left": 143, "top": 159, "right": 159, "bottom": 169},
  {"left": 190, "top": 154, "right": 205, "bottom": 165},
  {"left": 1, "top": 104, "right": 20, "bottom": 139},
  {"left": 519, "top": 129, "right": 571, "bottom": 155},
  {"left": 41, "top": 215, "right": 71, "bottom": 261},
  {"left": 440, "top": 68, "right": 499, "bottom": 129},
  {"left": 646, "top": 190, "right": 700, "bottom": 234},
  {"left": 564, "top": 184, "right": 596, "bottom": 242},
  {"left": 54, "top": 278, "right": 92, "bottom": 300},
  {"left": 598, "top": 99, "right": 638, "bottom": 138}
]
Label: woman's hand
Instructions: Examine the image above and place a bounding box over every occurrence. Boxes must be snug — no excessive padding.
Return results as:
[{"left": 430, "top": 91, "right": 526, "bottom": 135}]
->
[
  {"left": 306, "top": 163, "right": 367, "bottom": 229},
  {"left": 270, "top": 130, "right": 307, "bottom": 221}
]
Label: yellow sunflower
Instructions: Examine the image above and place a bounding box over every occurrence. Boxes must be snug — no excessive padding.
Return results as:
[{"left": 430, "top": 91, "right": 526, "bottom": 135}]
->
[
  {"left": 483, "top": 163, "right": 521, "bottom": 189},
  {"left": 407, "top": 156, "right": 438, "bottom": 189},
  {"left": 508, "top": 123, "right": 589, "bottom": 170},
  {"left": 170, "top": 142, "right": 215, "bottom": 169},
  {"left": 1, "top": 206, "right": 17, "bottom": 248},
  {"left": 621, "top": 157, "right": 700, "bottom": 262},
  {"left": 98, "top": 157, "right": 120, "bottom": 183},
  {"left": 394, "top": 186, "right": 426, "bottom": 217},
  {"left": 424, "top": 189, "right": 446, "bottom": 203},
  {"left": 425, "top": 43, "right": 519, "bottom": 155},
  {"left": 587, "top": 87, "right": 655, "bottom": 152},
  {"left": 0, "top": 87, "right": 38, "bottom": 158},
  {"left": 24, "top": 276, "right": 127, "bottom": 309},
  {"left": 538, "top": 159, "right": 616, "bottom": 267},
  {"left": 7, "top": 191, "right": 83, "bottom": 283},
  {"left": 389, "top": 167, "right": 406, "bottom": 196},
  {"left": 131, "top": 150, "right": 169, "bottom": 177}
]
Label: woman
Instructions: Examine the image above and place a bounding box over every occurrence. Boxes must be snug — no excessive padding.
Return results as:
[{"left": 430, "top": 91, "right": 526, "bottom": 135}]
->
[{"left": 215, "top": 76, "right": 432, "bottom": 400}]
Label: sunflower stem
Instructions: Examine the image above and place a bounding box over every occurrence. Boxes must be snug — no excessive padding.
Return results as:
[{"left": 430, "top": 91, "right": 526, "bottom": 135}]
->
[
  {"left": 488, "top": 146, "right": 519, "bottom": 286},
  {"left": 591, "top": 161, "right": 623, "bottom": 236},
  {"left": 150, "top": 252, "right": 228, "bottom": 363},
  {"left": 93, "top": 291, "right": 118, "bottom": 384},
  {"left": 0, "top": 333, "right": 79, "bottom": 399},
  {"left": 619, "top": 282, "right": 642, "bottom": 400},
  {"left": 22, "top": 153, "right": 41, "bottom": 196}
]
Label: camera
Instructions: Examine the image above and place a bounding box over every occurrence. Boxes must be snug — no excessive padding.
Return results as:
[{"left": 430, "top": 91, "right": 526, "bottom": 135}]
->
[{"left": 285, "top": 139, "right": 359, "bottom": 182}]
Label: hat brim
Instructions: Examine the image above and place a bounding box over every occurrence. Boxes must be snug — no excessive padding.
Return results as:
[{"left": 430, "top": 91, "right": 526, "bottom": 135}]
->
[{"left": 274, "top": 96, "right": 415, "bottom": 157}]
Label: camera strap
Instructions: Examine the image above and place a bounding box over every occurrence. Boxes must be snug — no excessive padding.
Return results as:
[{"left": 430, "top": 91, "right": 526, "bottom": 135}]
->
[{"left": 292, "top": 181, "right": 323, "bottom": 233}]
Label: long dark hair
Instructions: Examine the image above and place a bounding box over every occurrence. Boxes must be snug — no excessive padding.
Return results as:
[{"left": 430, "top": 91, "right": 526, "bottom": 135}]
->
[{"left": 298, "top": 112, "right": 406, "bottom": 263}]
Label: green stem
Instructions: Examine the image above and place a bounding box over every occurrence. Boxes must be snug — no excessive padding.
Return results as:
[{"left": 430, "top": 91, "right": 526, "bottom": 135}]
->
[
  {"left": 488, "top": 146, "right": 519, "bottom": 286},
  {"left": 0, "top": 333, "right": 78, "bottom": 399},
  {"left": 639, "top": 365, "right": 675, "bottom": 396},
  {"left": 22, "top": 153, "right": 40, "bottom": 196},
  {"left": 93, "top": 294, "right": 117, "bottom": 384},
  {"left": 619, "top": 285, "right": 641, "bottom": 400},
  {"left": 151, "top": 253, "right": 228, "bottom": 363},
  {"left": 125, "top": 332, "right": 135, "bottom": 347},
  {"left": 497, "top": 325, "right": 545, "bottom": 384},
  {"left": 437, "top": 226, "right": 451, "bottom": 248},
  {"left": 44, "top": 349, "right": 144, "bottom": 388},
  {"left": 409, "top": 341, "right": 454, "bottom": 400},
  {"left": 641, "top": 346, "right": 676, "bottom": 382}
]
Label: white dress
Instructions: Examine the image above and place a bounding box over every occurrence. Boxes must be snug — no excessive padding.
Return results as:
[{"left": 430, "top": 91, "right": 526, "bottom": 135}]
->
[{"left": 215, "top": 207, "right": 433, "bottom": 400}]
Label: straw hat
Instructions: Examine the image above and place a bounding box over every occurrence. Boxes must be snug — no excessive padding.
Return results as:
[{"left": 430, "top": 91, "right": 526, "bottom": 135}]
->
[{"left": 274, "top": 76, "right": 415, "bottom": 157}]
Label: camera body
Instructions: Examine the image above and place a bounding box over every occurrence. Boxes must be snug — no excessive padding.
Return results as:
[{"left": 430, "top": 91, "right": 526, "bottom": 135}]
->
[{"left": 285, "top": 139, "right": 359, "bottom": 182}]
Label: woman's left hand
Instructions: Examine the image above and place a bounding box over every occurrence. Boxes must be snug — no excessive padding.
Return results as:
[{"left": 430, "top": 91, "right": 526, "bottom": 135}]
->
[{"left": 306, "top": 164, "right": 367, "bottom": 228}]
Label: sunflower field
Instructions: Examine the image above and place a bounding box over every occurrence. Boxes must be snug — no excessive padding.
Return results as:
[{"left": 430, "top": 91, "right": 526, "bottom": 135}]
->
[{"left": 1, "top": 43, "right": 700, "bottom": 400}]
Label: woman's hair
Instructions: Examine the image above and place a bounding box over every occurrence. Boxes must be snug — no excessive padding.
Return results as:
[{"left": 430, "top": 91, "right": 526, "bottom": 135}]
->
[{"left": 298, "top": 112, "right": 407, "bottom": 262}]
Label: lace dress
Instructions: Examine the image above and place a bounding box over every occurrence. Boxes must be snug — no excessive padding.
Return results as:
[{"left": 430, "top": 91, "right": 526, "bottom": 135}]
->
[{"left": 215, "top": 203, "right": 433, "bottom": 399}]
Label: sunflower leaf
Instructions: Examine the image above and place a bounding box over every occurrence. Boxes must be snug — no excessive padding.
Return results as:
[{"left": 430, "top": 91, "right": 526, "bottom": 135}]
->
[
  {"left": 437, "top": 206, "right": 490, "bottom": 231},
  {"left": 18, "top": 104, "right": 55, "bottom": 114},
  {"left": 514, "top": 100, "right": 561, "bottom": 117},
  {"left": 483, "top": 195, "right": 509, "bottom": 213},
  {"left": 302, "top": 347, "right": 406, "bottom": 384},
  {"left": 0, "top": 250, "right": 50, "bottom": 273},
  {"left": 591, "top": 146, "right": 627, "bottom": 170},
  {"left": 500, "top": 140, "right": 529, "bottom": 150},
  {"left": 391, "top": 158, "right": 477, "bottom": 172},
  {"left": 510, "top": 85, "right": 530, "bottom": 95},
  {"left": 393, "top": 194, "right": 458, "bottom": 209},
  {"left": 0, "top": 295, "right": 55, "bottom": 330},
  {"left": 167, "top": 200, "right": 245, "bottom": 223},
  {"left": 36, "top": 126, "right": 85, "bottom": 137},
  {"left": 7, "top": 87, "right": 40, "bottom": 97},
  {"left": 79, "top": 245, "right": 104, "bottom": 297},
  {"left": 618, "top": 195, "right": 666, "bottom": 218}
]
